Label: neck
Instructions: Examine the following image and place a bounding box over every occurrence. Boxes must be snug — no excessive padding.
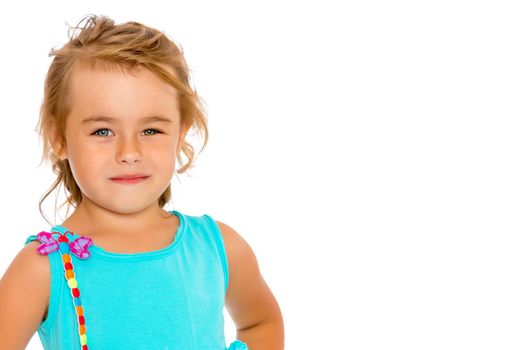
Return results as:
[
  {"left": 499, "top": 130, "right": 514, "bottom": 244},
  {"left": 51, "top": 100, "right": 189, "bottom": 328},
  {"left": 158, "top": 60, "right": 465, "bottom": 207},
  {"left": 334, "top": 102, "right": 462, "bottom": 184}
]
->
[{"left": 60, "top": 197, "right": 174, "bottom": 237}]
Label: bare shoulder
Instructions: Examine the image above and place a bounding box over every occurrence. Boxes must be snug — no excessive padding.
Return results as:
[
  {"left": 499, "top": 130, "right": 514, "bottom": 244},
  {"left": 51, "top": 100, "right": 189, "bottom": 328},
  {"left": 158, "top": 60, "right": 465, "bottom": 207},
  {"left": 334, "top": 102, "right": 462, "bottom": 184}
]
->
[
  {"left": 215, "top": 220, "right": 264, "bottom": 285},
  {"left": 1, "top": 241, "right": 50, "bottom": 294},
  {"left": 216, "top": 221, "right": 257, "bottom": 266},
  {"left": 0, "top": 241, "right": 50, "bottom": 348},
  {"left": 215, "top": 220, "right": 283, "bottom": 331}
]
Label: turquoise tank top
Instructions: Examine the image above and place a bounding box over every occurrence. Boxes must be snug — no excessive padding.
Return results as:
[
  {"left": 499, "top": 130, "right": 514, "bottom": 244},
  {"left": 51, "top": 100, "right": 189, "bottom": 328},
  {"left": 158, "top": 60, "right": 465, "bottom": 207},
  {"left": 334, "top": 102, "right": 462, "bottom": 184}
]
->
[{"left": 24, "top": 210, "right": 248, "bottom": 350}]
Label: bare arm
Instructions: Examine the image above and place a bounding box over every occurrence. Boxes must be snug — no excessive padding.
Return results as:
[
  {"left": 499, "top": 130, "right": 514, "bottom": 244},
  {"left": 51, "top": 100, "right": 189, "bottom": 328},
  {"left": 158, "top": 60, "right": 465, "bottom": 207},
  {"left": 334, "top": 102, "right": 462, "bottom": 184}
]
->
[
  {"left": 217, "top": 221, "right": 285, "bottom": 350},
  {"left": 0, "top": 242, "right": 50, "bottom": 350}
]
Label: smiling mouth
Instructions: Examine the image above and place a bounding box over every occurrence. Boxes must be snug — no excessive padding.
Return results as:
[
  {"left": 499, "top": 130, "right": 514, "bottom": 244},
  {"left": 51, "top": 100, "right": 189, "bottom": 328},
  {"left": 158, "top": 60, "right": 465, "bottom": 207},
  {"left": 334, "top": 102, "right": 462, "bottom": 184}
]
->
[{"left": 110, "top": 176, "right": 150, "bottom": 184}]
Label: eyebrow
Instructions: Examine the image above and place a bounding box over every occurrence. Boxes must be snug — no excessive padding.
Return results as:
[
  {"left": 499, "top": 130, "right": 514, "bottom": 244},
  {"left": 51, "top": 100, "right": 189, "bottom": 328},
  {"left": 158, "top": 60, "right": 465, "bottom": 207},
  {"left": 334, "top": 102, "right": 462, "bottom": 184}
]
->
[{"left": 81, "top": 115, "right": 173, "bottom": 124}]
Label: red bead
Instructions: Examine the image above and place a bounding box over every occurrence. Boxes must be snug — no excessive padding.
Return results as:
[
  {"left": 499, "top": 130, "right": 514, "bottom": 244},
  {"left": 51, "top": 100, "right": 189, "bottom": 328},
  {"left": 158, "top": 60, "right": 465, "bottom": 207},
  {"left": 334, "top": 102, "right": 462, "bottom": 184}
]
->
[
  {"left": 57, "top": 234, "right": 69, "bottom": 243},
  {"left": 82, "top": 345, "right": 88, "bottom": 350},
  {"left": 72, "top": 288, "right": 80, "bottom": 298},
  {"left": 64, "top": 262, "right": 73, "bottom": 270},
  {"left": 78, "top": 315, "right": 85, "bottom": 325}
]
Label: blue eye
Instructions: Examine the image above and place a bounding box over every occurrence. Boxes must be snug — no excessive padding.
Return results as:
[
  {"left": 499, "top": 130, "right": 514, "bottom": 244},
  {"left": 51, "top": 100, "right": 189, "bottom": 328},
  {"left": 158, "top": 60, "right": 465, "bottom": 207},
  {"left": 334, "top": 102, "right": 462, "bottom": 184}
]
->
[
  {"left": 91, "top": 128, "right": 163, "bottom": 137},
  {"left": 92, "top": 129, "right": 113, "bottom": 137},
  {"left": 143, "top": 129, "right": 162, "bottom": 135}
]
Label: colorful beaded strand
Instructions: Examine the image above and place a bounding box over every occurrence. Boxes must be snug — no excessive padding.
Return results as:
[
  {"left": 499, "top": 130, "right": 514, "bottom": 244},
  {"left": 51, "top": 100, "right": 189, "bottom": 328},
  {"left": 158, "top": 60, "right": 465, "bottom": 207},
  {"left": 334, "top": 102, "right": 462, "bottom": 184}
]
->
[
  {"left": 36, "top": 230, "right": 92, "bottom": 350},
  {"left": 57, "top": 232, "right": 89, "bottom": 350}
]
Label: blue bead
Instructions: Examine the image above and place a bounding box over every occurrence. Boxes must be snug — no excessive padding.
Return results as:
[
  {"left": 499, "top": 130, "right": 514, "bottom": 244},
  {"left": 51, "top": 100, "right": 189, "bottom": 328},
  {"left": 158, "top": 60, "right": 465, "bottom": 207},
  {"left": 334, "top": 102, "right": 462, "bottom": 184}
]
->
[
  {"left": 74, "top": 298, "right": 82, "bottom": 306},
  {"left": 59, "top": 242, "right": 70, "bottom": 253}
]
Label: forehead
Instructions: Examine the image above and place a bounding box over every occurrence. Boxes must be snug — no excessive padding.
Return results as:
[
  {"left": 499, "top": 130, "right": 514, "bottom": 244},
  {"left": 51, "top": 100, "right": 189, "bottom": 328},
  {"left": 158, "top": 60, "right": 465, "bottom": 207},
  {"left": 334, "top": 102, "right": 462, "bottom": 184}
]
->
[{"left": 67, "top": 61, "right": 179, "bottom": 122}]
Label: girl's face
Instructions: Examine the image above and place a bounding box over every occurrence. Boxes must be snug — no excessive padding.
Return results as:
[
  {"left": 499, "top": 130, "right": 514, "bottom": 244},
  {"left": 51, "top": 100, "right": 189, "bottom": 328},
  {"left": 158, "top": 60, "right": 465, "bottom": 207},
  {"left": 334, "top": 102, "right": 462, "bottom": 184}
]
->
[{"left": 56, "top": 63, "right": 187, "bottom": 215}]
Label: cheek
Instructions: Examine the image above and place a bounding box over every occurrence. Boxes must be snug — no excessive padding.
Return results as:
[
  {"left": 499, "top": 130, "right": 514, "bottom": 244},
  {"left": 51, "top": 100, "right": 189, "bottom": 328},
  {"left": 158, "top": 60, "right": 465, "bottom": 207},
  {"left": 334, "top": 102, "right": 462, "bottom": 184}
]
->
[
  {"left": 150, "top": 143, "right": 177, "bottom": 170},
  {"left": 159, "top": 149, "right": 177, "bottom": 172},
  {"left": 67, "top": 141, "right": 106, "bottom": 178}
]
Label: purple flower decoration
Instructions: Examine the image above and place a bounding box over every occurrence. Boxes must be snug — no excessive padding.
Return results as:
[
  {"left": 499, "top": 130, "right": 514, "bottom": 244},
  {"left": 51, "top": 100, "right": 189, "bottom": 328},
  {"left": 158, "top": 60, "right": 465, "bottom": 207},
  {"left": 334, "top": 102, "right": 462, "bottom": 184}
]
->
[{"left": 36, "top": 231, "right": 93, "bottom": 259}]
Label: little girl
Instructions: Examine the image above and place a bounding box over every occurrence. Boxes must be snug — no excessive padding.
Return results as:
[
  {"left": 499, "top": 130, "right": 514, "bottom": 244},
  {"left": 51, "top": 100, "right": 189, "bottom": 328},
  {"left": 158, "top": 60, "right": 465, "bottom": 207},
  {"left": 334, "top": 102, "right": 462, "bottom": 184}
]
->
[{"left": 0, "top": 14, "right": 284, "bottom": 350}]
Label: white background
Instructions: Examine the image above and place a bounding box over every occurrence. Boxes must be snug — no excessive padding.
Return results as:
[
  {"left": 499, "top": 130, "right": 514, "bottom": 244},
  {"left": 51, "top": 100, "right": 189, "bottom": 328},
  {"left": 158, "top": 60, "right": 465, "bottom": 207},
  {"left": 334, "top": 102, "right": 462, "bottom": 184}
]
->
[{"left": 0, "top": 1, "right": 524, "bottom": 349}]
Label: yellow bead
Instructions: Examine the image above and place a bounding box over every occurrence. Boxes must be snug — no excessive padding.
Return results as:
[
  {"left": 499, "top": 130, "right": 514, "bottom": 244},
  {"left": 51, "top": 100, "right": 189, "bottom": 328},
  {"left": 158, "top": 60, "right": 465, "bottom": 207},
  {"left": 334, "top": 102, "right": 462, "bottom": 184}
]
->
[
  {"left": 67, "top": 278, "right": 78, "bottom": 289},
  {"left": 80, "top": 334, "right": 87, "bottom": 345}
]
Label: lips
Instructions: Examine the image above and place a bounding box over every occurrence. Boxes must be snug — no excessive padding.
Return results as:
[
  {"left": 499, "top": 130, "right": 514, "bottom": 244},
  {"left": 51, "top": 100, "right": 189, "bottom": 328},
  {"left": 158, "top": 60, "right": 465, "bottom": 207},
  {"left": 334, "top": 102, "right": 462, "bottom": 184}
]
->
[
  {"left": 110, "top": 174, "right": 150, "bottom": 180},
  {"left": 109, "top": 175, "right": 150, "bottom": 185}
]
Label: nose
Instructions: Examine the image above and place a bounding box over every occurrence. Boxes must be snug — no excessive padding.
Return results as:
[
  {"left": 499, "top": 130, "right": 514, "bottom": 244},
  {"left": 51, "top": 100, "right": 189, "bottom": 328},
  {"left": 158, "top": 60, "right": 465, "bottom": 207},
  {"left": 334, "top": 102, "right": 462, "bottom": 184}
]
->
[{"left": 116, "top": 135, "right": 142, "bottom": 164}]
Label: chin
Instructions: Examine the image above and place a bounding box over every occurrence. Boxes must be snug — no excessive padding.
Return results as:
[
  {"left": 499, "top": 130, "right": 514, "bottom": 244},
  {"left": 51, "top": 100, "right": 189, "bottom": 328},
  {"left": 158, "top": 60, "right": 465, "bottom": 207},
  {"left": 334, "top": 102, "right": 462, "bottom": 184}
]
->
[{"left": 98, "top": 200, "right": 160, "bottom": 215}]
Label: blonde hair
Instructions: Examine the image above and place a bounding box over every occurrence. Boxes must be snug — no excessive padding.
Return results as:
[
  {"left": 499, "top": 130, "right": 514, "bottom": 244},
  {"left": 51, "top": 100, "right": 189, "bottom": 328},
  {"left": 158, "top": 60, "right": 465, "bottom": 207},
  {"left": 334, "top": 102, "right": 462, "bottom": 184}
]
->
[{"left": 37, "top": 14, "right": 209, "bottom": 224}]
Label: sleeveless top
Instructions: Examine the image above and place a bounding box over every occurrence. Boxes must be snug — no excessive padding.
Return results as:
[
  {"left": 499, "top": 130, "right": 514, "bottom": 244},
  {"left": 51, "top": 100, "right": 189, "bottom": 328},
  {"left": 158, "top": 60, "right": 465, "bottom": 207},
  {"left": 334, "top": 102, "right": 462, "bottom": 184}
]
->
[{"left": 24, "top": 210, "right": 248, "bottom": 350}]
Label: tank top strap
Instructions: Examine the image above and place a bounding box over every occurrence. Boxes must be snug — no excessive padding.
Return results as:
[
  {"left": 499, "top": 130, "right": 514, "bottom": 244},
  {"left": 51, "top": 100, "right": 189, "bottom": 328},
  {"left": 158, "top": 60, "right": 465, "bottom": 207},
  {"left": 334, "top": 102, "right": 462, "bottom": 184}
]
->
[{"left": 26, "top": 230, "right": 94, "bottom": 349}]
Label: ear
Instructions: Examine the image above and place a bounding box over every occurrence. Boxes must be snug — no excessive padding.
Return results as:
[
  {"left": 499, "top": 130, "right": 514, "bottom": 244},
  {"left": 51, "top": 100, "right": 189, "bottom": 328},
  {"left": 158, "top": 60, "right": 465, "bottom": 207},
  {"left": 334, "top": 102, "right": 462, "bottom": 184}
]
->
[
  {"left": 50, "top": 121, "right": 67, "bottom": 160},
  {"left": 176, "top": 121, "right": 191, "bottom": 154}
]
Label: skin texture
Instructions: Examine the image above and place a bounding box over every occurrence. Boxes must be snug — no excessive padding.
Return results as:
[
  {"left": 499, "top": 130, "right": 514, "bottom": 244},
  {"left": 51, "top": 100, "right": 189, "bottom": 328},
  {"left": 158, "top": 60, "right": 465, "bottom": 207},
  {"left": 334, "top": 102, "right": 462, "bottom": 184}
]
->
[
  {"left": 0, "top": 64, "right": 284, "bottom": 349},
  {"left": 54, "top": 63, "right": 186, "bottom": 232},
  {"left": 219, "top": 221, "right": 285, "bottom": 348}
]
